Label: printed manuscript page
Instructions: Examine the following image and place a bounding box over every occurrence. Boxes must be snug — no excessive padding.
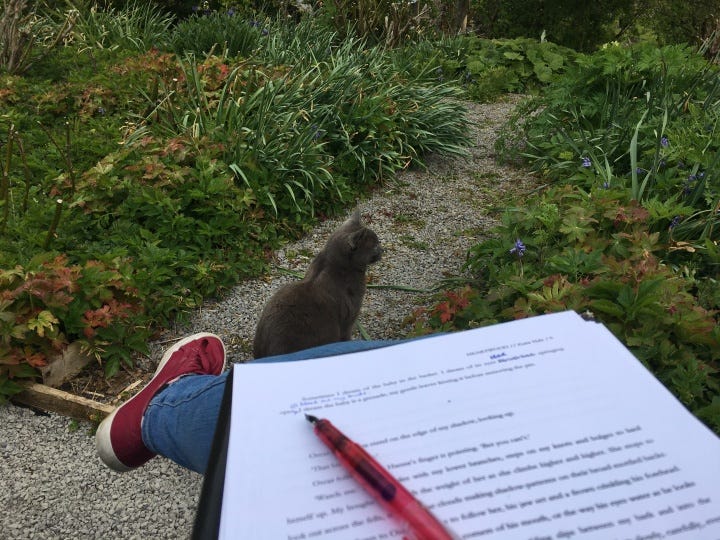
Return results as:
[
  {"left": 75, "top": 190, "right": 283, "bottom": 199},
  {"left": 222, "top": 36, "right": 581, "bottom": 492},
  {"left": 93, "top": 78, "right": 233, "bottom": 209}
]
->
[{"left": 219, "top": 311, "right": 720, "bottom": 539}]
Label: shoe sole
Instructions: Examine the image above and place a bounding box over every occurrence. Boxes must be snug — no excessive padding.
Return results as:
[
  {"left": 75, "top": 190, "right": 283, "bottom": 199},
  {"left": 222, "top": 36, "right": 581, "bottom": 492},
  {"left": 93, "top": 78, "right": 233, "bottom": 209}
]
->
[{"left": 95, "top": 332, "right": 226, "bottom": 472}]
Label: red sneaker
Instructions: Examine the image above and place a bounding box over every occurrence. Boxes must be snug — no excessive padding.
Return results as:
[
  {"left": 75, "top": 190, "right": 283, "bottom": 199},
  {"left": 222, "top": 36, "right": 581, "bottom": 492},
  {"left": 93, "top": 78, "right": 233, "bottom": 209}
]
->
[{"left": 95, "top": 333, "right": 226, "bottom": 472}]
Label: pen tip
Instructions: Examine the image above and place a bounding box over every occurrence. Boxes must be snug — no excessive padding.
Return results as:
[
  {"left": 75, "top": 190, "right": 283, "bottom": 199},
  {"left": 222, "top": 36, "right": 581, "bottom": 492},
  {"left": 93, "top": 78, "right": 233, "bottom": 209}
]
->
[{"left": 305, "top": 414, "right": 318, "bottom": 424}]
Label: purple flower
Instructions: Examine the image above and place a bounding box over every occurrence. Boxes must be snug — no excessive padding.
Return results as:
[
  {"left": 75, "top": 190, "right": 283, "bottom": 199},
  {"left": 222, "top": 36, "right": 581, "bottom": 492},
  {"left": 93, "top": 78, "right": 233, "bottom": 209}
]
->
[
  {"left": 660, "top": 136, "right": 669, "bottom": 147},
  {"left": 509, "top": 239, "right": 526, "bottom": 257},
  {"left": 669, "top": 216, "right": 681, "bottom": 229},
  {"left": 636, "top": 167, "right": 646, "bottom": 174},
  {"left": 602, "top": 181, "right": 610, "bottom": 189},
  {"left": 581, "top": 156, "right": 591, "bottom": 168},
  {"left": 311, "top": 124, "right": 325, "bottom": 140},
  {"left": 683, "top": 178, "right": 694, "bottom": 196}
]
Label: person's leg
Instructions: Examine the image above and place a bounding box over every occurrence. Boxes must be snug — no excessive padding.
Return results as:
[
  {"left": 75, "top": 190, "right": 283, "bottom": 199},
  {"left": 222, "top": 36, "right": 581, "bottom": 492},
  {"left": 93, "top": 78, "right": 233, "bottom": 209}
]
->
[
  {"left": 141, "top": 371, "right": 229, "bottom": 473},
  {"left": 135, "top": 339, "right": 404, "bottom": 474},
  {"left": 95, "top": 333, "right": 227, "bottom": 472}
]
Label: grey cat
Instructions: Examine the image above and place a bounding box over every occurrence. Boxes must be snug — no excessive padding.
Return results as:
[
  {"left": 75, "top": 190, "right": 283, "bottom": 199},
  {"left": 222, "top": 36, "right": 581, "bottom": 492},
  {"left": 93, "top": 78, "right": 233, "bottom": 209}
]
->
[{"left": 253, "top": 209, "right": 382, "bottom": 358}]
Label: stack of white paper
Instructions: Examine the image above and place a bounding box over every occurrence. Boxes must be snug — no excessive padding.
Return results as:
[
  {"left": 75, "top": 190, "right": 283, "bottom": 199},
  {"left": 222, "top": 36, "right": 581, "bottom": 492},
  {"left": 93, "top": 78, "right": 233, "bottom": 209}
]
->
[{"left": 220, "top": 311, "right": 720, "bottom": 539}]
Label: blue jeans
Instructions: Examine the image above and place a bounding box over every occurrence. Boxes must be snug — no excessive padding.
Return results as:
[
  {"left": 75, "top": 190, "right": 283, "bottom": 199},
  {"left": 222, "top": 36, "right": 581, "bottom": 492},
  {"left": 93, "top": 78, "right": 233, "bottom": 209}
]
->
[{"left": 141, "top": 340, "right": 401, "bottom": 474}]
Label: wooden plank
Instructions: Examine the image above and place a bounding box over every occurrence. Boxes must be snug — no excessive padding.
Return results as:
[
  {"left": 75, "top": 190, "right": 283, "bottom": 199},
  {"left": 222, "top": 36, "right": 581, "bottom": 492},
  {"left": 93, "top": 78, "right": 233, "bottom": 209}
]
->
[{"left": 11, "top": 382, "right": 115, "bottom": 422}]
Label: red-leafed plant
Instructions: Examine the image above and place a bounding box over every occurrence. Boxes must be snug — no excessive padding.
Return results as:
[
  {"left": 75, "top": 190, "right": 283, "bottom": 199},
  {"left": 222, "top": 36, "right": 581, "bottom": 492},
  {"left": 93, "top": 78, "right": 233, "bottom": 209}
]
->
[{"left": 0, "top": 254, "right": 150, "bottom": 399}]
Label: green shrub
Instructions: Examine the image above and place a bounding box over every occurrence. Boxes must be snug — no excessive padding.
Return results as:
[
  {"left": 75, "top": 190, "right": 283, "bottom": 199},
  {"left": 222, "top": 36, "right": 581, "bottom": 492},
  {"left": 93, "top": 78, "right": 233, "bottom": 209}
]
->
[
  {"left": 0, "top": 254, "right": 150, "bottom": 391},
  {"left": 471, "top": 0, "right": 635, "bottom": 52},
  {"left": 145, "top": 44, "right": 470, "bottom": 220},
  {"left": 169, "top": 10, "right": 263, "bottom": 57},
  {"left": 71, "top": 0, "right": 175, "bottom": 51},
  {"left": 457, "top": 37, "right": 573, "bottom": 101},
  {"left": 497, "top": 42, "right": 720, "bottom": 266},
  {"left": 410, "top": 185, "right": 720, "bottom": 434}
]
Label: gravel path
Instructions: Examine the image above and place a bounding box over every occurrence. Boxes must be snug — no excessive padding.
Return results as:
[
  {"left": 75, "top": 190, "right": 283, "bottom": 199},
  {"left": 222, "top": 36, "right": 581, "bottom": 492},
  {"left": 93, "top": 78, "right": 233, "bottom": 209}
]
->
[
  {"left": 154, "top": 96, "right": 534, "bottom": 362},
  {"left": 0, "top": 97, "right": 534, "bottom": 540}
]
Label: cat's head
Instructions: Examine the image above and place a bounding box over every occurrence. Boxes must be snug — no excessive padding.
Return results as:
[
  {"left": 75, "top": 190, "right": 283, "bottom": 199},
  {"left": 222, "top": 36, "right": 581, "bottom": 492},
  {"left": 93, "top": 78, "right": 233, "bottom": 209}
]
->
[{"left": 329, "top": 209, "right": 382, "bottom": 270}]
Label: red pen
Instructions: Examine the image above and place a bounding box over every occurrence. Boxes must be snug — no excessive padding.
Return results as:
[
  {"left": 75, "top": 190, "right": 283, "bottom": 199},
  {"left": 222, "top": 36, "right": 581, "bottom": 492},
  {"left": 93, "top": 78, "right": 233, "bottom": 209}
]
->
[{"left": 305, "top": 414, "right": 460, "bottom": 540}]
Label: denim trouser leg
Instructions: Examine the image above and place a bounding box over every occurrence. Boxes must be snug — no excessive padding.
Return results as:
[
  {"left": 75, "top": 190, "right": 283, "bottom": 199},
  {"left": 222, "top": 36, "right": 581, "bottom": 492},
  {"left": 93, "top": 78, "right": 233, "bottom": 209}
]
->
[{"left": 141, "top": 340, "right": 400, "bottom": 474}]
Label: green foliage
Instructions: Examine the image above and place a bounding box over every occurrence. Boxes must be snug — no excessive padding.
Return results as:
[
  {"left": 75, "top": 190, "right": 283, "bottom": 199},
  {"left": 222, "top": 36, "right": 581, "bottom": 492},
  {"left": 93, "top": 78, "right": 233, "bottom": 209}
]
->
[
  {"left": 0, "top": 254, "right": 150, "bottom": 382},
  {"left": 169, "top": 10, "right": 263, "bottom": 57},
  {"left": 471, "top": 0, "right": 635, "bottom": 52},
  {"left": 411, "top": 185, "right": 720, "bottom": 434},
  {"left": 145, "top": 42, "right": 470, "bottom": 220},
  {"left": 497, "top": 42, "right": 720, "bottom": 263},
  {"left": 642, "top": 0, "right": 720, "bottom": 49},
  {"left": 319, "top": 0, "right": 445, "bottom": 47},
  {"left": 118, "top": 0, "right": 266, "bottom": 19},
  {"left": 71, "top": 0, "right": 175, "bottom": 51},
  {"left": 399, "top": 36, "right": 575, "bottom": 102},
  {"left": 470, "top": 0, "right": 719, "bottom": 52}
]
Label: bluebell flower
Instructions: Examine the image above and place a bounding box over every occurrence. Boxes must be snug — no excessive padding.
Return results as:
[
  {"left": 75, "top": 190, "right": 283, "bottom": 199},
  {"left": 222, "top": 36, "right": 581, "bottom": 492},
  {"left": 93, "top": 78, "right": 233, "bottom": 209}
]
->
[
  {"left": 509, "top": 239, "right": 526, "bottom": 257},
  {"left": 602, "top": 181, "right": 610, "bottom": 189},
  {"left": 669, "top": 216, "right": 681, "bottom": 229},
  {"left": 636, "top": 167, "right": 646, "bottom": 174},
  {"left": 683, "top": 178, "right": 694, "bottom": 196},
  {"left": 660, "top": 136, "right": 669, "bottom": 147},
  {"left": 97, "top": 107, "right": 106, "bottom": 115},
  {"left": 227, "top": 8, "right": 235, "bottom": 16},
  {"left": 581, "top": 156, "right": 591, "bottom": 168},
  {"left": 311, "top": 124, "right": 325, "bottom": 140}
]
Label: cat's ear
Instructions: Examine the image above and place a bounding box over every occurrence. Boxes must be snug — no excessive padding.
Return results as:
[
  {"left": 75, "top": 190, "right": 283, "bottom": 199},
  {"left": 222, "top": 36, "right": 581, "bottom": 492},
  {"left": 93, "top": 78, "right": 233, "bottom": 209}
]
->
[{"left": 348, "top": 208, "right": 361, "bottom": 226}]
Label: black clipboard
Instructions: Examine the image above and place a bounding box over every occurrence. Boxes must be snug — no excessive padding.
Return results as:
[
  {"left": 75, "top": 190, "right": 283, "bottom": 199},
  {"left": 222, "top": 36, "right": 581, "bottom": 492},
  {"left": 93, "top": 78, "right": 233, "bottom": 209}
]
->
[{"left": 192, "top": 367, "right": 234, "bottom": 539}]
